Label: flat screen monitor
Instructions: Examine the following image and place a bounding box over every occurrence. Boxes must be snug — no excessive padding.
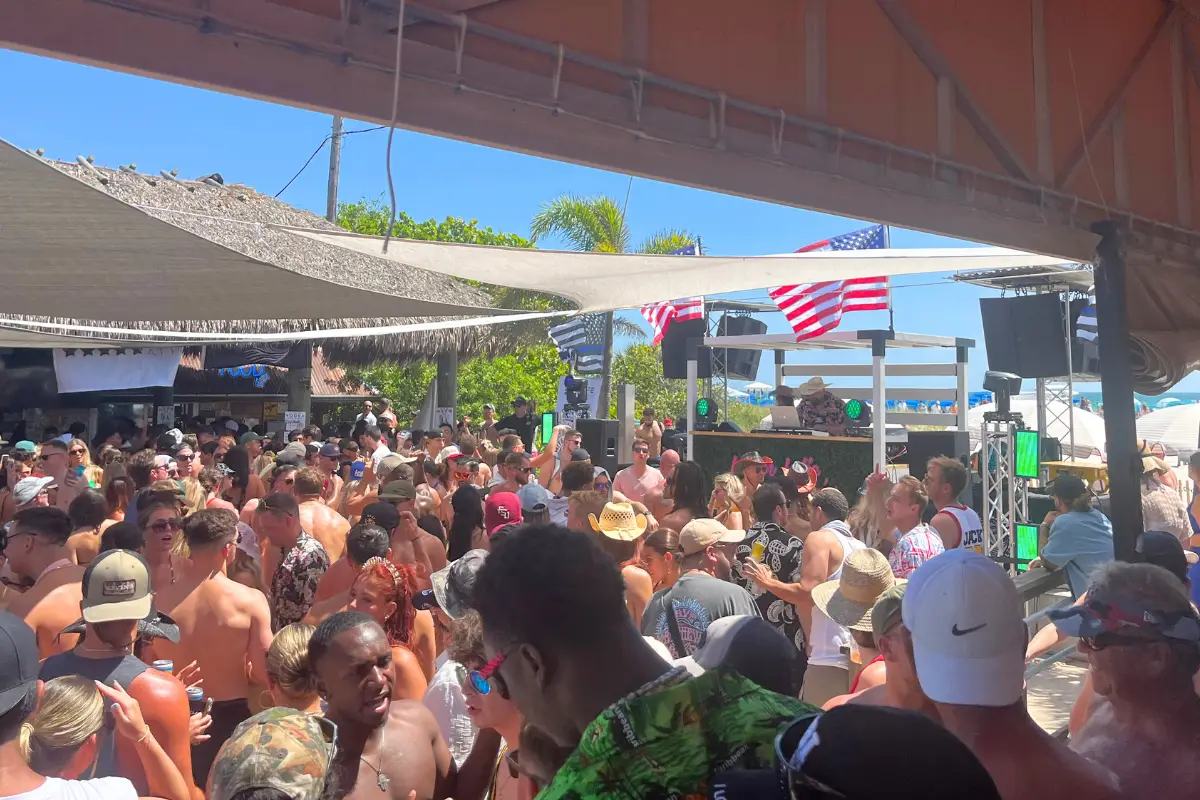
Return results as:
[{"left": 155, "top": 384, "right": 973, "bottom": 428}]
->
[
  {"left": 1016, "top": 523, "right": 1040, "bottom": 572},
  {"left": 1014, "top": 430, "right": 1041, "bottom": 479}
]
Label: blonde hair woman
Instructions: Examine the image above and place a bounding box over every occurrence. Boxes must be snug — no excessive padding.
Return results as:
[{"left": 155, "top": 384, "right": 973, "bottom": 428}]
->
[
  {"left": 66, "top": 439, "right": 103, "bottom": 489},
  {"left": 848, "top": 475, "right": 893, "bottom": 548},
  {"left": 709, "top": 473, "right": 746, "bottom": 530},
  {"left": 179, "top": 477, "right": 206, "bottom": 515},
  {"left": 19, "top": 676, "right": 191, "bottom": 800},
  {"left": 264, "top": 623, "right": 321, "bottom": 713}
]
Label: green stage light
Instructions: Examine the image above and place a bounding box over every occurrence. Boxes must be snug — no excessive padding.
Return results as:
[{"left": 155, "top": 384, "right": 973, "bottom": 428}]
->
[
  {"left": 845, "top": 399, "right": 863, "bottom": 420},
  {"left": 696, "top": 398, "right": 710, "bottom": 418}
]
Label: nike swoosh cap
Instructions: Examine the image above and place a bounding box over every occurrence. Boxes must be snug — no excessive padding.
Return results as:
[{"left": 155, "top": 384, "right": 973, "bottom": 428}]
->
[{"left": 901, "top": 548, "right": 1026, "bottom": 707}]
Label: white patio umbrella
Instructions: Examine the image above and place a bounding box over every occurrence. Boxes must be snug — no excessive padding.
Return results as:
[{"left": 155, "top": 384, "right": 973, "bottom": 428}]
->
[
  {"left": 744, "top": 382, "right": 773, "bottom": 393},
  {"left": 1137, "top": 404, "right": 1200, "bottom": 457},
  {"left": 1156, "top": 397, "right": 1182, "bottom": 409},
  {"left": 727, "top": 388, "right": 750, "bottom": 399},
  {"left": 966, "top": 396, "right": 1108, "bottom": 459}
]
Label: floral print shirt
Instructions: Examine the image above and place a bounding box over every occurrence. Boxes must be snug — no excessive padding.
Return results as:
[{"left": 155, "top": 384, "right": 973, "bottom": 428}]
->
[
  {"left": 732, "top": 522, "right": 806, "bottom": 653},
  {"left": 797, "top": 390, "right": 848, "bottom": 432},
  {"left": 270, "top": 531, "right": 329, "bottom": 632}
]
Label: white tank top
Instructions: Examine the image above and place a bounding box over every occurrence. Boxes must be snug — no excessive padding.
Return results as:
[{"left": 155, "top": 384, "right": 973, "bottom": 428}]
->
[
  {"left": 808, "top": 528, "right": 868, "bottom": 668},
  {"left": 941, "top": 504, "right": 984, "bottom": 553}
]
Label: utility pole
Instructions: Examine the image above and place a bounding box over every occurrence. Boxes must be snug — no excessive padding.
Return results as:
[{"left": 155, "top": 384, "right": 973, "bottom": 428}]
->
[{"left": 326, "top": 115, "right": 344, "bottom": 223}]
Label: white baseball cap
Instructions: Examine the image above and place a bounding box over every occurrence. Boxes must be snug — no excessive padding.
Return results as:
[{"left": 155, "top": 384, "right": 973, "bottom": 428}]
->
[{"left": 901, "top": 549, "right": 1026, "bottom": 707}]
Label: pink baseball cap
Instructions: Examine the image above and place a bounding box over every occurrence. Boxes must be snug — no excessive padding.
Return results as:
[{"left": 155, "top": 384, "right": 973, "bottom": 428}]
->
[{"left": 484, "top": 492, "right": 523, "bottom": 535}]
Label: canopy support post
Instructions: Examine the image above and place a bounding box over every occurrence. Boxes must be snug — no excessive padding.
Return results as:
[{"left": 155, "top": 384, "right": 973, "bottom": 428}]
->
[
  {"left": 871, "top": 336, "right": 886, "bottom": 471},
  {"left": 686, "top": 356, "right": 698, "bottom": 459},
  {"left": 1093, "top": 220, "right": 1141, "bottom": 562}
]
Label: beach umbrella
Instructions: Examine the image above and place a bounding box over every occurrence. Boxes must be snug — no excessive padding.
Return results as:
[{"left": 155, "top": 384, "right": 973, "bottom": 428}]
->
[
  {"left": 1137, "top": 404, "right": 1200, "bottom": 457},
  {"left": 966, "top": 396, "right": 1107, "bottom": 459},
  {"left": 1156, "top": 397, "right": 1182, "bottom": 409},
  {"left": 744, "top": 382, "right": 773, "bottom": 393}
]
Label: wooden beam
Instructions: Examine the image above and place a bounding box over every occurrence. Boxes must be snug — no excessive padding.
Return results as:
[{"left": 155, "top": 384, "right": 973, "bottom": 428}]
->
[
  {"left": 1057, "top": 4, "right": 1176, "bottom": 189},
  {"left": 875, "top": 0, "right": 1034, "bottom": 182},
  {"left": 936, "top": 75, "right": 956, "bottom": 158},
  {"left": 805, "top": 0, "right": 827, "bottom": 119},
  {"left": 621, "top": 0, "right": 649, "bottom": 70},
  {"left": 1031, "top": 0, "right": 1053, "bottom": 182},
  {"left": 1113, "top": 104, "right": 1130, "bottom": 207},
  {"left": 1171, "top": 16, "right": 1193, "bottom": 226}
]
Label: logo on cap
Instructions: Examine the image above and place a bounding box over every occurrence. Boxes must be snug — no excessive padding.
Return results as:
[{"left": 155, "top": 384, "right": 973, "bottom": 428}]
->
[
  {"left": 102, "top": 579, "right": 137, "bottom": 598},
  {"left": 951, "top": 622, "right": 987, "bottom": 636}
]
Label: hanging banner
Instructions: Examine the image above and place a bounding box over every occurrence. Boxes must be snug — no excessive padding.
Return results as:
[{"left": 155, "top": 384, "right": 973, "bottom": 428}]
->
[
  {"left": 203, "top": 344, "right": 309, "bottom": 370},
  {"left": 53, "top": 348, "right": 183, "bottom": 394}
]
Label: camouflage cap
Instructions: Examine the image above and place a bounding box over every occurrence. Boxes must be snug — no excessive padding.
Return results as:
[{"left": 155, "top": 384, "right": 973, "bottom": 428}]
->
[{"left": 208, "top": 706, "right": 337, "bottom": 800}]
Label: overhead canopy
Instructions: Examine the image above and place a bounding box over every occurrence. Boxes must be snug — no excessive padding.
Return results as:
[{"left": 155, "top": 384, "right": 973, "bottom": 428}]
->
[
  {"left": 281, "top": 227, "right": 1076, "bottom": 312},
  {"left": 0, "top": 140, "right": 495, "bottom": 321}
]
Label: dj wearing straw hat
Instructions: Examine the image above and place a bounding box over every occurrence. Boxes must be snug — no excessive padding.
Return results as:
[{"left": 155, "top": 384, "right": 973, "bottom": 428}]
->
[{"left": 795, "top": 376, "right": 849, "bottom": 436}]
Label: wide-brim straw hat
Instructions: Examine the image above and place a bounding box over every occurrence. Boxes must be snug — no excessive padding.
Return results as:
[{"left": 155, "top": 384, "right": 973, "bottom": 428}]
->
[
  {"left": 589, "top": 502, "right": 648, "bottom": 542},
  {"left": 812, "top": 548, "right": 896, "bottom": 631},
  {"left": 795, "top": 376, "right": 833, "bottom": 396}
]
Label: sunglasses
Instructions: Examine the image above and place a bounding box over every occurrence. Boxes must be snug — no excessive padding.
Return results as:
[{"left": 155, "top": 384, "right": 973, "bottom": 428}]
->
[
  {"left": 69, "top": 449, "right": 86, "bottom": 456},
  {"left": 149, "top": 518, "right": 184, "bottom": 533},
  {"left": 39, "top": 453, "right": 61, "bottom": 461},
  {"left": 176, "top": 452, "right": 197, "bottom": 461},
  {"left": 467, "top": 650, "right": 508, "bottom": 698},
  {"left": 1080, "top": 632, "right": 1158, "bottom": 651}
]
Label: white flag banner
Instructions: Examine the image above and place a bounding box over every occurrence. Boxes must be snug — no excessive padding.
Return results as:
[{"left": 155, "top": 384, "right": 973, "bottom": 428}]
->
[{"left": 53, "top": 348, "right": 183, "bottom": 393}]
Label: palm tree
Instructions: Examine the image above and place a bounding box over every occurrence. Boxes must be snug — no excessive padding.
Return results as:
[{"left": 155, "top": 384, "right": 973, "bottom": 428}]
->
[{"left": 531, "top": 194, "right": 697, "bottom": 418}]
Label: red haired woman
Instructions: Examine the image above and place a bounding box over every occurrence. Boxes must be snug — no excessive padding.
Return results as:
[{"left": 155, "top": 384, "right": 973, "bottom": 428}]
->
[{"left": 348, "top": 557, "right": 429, "bottom": 701}]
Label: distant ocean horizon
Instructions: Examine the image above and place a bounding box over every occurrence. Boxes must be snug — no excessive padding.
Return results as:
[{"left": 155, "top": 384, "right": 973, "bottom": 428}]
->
[{"left": 1075, "top": 392, "right": 1200, "bottom": 409}]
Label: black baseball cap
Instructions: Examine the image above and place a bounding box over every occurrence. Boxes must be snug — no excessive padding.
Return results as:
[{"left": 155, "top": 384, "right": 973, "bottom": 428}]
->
[
  {"left": 513, "top": 397, "right": 528, "bottom": 407},
  {"left": 1048, "top": 473, "right": 1090, "bottom": 500},
  {"left": 570, "top": 448, "right": 591, "bottom": 463},
  {"left": 359, "top": 501, "right": 400, "bottom": 532},
  {"left": 155, "top": 433, "right": 180, "bottom": 454},
  {"left": 318, "top": 442, "right": 340, "bottom": 459},
  {"left": 0, "top": 611, "right": 39, "bottom": 715},
  {"left": 1133, "top": 530, "right": 1198, "bottom": 584}
]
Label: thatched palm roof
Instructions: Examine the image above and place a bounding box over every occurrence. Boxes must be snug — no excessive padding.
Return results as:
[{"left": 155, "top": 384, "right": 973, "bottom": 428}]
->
[{"left": 2, "top": 156, "right": 550, "bottom": 365}]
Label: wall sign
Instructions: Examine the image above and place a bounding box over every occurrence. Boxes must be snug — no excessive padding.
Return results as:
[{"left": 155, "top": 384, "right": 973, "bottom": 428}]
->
[{"left": 218, "top": 365, "right": 270, "bottom": 388}]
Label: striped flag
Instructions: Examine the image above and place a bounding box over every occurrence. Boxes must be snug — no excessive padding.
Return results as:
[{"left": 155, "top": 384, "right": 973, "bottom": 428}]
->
[
  {"left": 1076, "top": 300, "right": 1098, "bottom": 342},
  {"left": 640, "top": 244, "right": 704, "bottom": 344},
  {"left": 548, "top": 313, "right": 607, "bottom": 375},
  {"left": 770, "top": 224, "right": 888, "bottom": 342}
]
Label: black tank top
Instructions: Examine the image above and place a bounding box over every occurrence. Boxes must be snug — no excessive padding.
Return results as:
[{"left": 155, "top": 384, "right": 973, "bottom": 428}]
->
[{"left": 39, "top": 650, "right": 152, "bottom": 779}]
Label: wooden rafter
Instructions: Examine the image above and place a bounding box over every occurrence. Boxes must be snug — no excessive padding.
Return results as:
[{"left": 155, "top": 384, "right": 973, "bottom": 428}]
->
[
  {"left": 1056, "top": 3, "right": 1177, "bottom": 189},
  {"left": 875, "top": 0, "right": 1034, "bottom": 183}
]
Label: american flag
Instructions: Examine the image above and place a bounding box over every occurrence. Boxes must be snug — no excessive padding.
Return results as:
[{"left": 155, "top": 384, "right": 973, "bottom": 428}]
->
[
  {"left": 548, "top": 313, "right": 607, "bottom": 374},
  {"left": 640, "top": 244, "right": 704, "bottom": 344},
  {"left": 770, "top": 224, "right": 889, "bottom": 342}
]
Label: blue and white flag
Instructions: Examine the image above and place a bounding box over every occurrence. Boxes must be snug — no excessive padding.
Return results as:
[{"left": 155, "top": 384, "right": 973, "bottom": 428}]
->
[
  {"left": 1076, "top": 301, "right": 1098, "bottom": 342},
  {"left": 548, "top": 314, "right": 607, "bottom": 375}
]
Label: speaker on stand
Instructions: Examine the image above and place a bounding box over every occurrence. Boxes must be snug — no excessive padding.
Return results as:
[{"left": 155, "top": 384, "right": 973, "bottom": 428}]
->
[
  {"left": 576, "top": 418, "right": 619, "bottom": 477},
  {"left": 662, "top": 318, "right": 713, "bottom": 379}
]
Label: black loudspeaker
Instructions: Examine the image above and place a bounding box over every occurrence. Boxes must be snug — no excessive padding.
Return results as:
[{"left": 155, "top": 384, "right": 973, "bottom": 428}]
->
[
  {"left": 716, "top": 421, "right": 743, "bottom": 433},
  {"left": 662, "top": 318, "right": 713, "bottom": 379},
  {"left": 905, "top": 430, "right": 972, "bottom": 504},
  {"left": 712, "top": 315, "right": 767, "bottom": 381},
  {"left": 576, "top": 418, "right": 619, "bottom": 476},
  {"left": 979, "top": 295, "right": 1090, "bottom": 379}
]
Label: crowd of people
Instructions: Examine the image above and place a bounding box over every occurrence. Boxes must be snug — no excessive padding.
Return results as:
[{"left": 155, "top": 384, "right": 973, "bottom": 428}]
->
[{"left": 0, "top": 398, "right": 1195, "bottom": 798}]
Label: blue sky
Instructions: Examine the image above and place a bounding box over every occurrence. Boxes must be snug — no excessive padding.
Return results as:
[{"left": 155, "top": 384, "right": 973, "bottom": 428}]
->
[{"left": 4, "top": 49, "right": 1179, "bottom": 394}]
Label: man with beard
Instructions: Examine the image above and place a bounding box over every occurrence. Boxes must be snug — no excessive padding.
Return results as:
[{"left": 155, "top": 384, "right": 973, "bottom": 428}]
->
[
  {"left": 733, "top": 484, "right": 806, "bottom": 653},
  {"left": 640, "top": 518, "right": 758, "bottom": 658},
  {"left": 310, "top": 611, "right": 498, "bottom": 799}
]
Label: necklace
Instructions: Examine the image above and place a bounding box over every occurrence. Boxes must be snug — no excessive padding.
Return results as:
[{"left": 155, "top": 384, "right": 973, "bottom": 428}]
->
[{"left": 359, "top": 725, "right": 390, "bottom": 792}]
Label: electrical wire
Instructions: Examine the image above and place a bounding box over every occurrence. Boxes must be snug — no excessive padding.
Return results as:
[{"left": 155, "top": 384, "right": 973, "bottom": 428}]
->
[
  {"left": 273, "top": 125, "right": 385, "bottom": 198},
  {"left": 382, "top": 0, "right": 408, "bottom": 253}
]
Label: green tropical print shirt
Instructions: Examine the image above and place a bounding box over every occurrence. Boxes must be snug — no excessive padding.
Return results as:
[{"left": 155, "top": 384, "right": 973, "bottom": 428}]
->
[{"left": 537, "top": 669, "right": 815, "bottom": 800}]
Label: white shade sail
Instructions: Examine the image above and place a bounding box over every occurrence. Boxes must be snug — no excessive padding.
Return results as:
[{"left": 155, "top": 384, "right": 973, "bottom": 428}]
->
[
  {"left": 0, "top": 140, "right": 495, "bottom": 321},
  {"left": 280, "top": 227, "right": 1080, "bottom": 313},
  {"left": 1137, "top": 404, "right": 1200, "bottom": 457},
  {"left": 967, "top": 397, "right": 1108, "bottom": 458}
]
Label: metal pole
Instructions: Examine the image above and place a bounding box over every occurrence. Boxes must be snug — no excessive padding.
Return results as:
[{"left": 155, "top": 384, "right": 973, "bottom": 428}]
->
[
  {"left": 686, "top": 357, "right": 698, "bottom": 458},
  {"left": 1063, "top": 294, "right": 1076, "bottom": 459},
  {"left": 774, "top": 349, "right": 785, "bottom": 388},
  {"left": 871, "top": 337, "right": 886, "bottom": 470},
  {"left": 956, "top": 345, "right": 969, "bottom": 432},
  {"left": 326, "top": 116, "right": 343, "bottom": 223},
  {"left": 1092, "top": 221, "right": 1142, "bottom": 561}
]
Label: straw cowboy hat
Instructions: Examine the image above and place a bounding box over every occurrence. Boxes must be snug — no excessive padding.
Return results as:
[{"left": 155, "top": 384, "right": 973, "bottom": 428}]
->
[
  {"left": 812, "top": 549, "right": 896, "bottom": 631},
  {"left": 589, "top": 502, "right": 648, "bottom": 542},
  {"left": 795, "top": 376, "right": 833, "bottom": 397},
  {"left": 733, "top": 451, "right": 774, "bottom": 477},
  {"left": 1136, "top": 440, "right": 1170, "bottom": 475}
]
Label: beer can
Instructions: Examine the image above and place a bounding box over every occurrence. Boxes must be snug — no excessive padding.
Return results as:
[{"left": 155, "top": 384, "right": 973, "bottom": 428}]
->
[{"left": 151, "top": 659, "right": 174, "bottom": 674}]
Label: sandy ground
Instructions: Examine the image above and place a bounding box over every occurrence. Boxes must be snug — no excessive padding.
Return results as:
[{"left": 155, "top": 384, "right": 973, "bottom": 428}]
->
[{"left": 1026, "top": 658, "right": 1089, "bottom": 733}]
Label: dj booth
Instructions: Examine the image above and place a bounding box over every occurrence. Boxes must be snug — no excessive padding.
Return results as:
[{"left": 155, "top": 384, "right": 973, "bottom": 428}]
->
[{"left": 690, "top": 430, "right": 873, "bottom": 500}]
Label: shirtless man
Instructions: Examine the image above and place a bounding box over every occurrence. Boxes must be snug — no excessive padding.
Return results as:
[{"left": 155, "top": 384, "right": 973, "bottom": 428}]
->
[
  {"left": 1065, "top": 561, "right": 1200, "bottom": 798},
  {"left": 906, "top": 550, "right": 1119, "bottom": 800},
  {"left": 310, "top": 612, "right": 463, "bottom": 799},
  {"left": 641, "top": 448, "right": 680, "bottom": 519},
  {"left": 377, "top": 483, "right": 445, "bottom": 578},
  {"left": 239, "top": 463, "right": 299, "bottom": 525},
  {"left": 294, "top": 467, "right": 351, "bottom": 562},
  {"left": 313, "top": 522, "right": 392, "bottom": 608},
  {"left": 4, "top": 506, "right": 86, "bottom": 657},
  {"left": 317, "top": 441, "right": 345, "bottom": 507},
  {"left": 923, "top": 456, "right": 983, "bottom": 551},
  {"left": 152, "top": 508, "right": 272, "bottom": 786},
  {"left": 40, "top": 548, "right": 199, "bottom": 799},
  {"left": 65, "top": 486, "right": 113, "bottom": 565},
  {"left": 633, "top": 406, "right": 664, "bottom": 458}
]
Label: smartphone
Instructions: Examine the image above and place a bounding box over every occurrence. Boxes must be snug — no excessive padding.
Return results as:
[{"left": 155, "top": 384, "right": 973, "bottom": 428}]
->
[
  {"left": 540, "top": 412, "right": 556, "bottom": 446},
  {"left": 75, "top": 465, "right": 86, "bottom": 478}
]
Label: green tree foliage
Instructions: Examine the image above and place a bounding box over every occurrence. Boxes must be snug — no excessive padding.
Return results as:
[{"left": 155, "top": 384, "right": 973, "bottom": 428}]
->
[{"left": 609, "top": 344, "right": 688, "bottom": 420}]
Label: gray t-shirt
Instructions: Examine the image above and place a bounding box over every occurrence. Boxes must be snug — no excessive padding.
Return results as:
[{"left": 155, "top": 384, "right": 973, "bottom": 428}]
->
[{"left": 641, "top": 573, "right": 761, "bottom": 658}]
